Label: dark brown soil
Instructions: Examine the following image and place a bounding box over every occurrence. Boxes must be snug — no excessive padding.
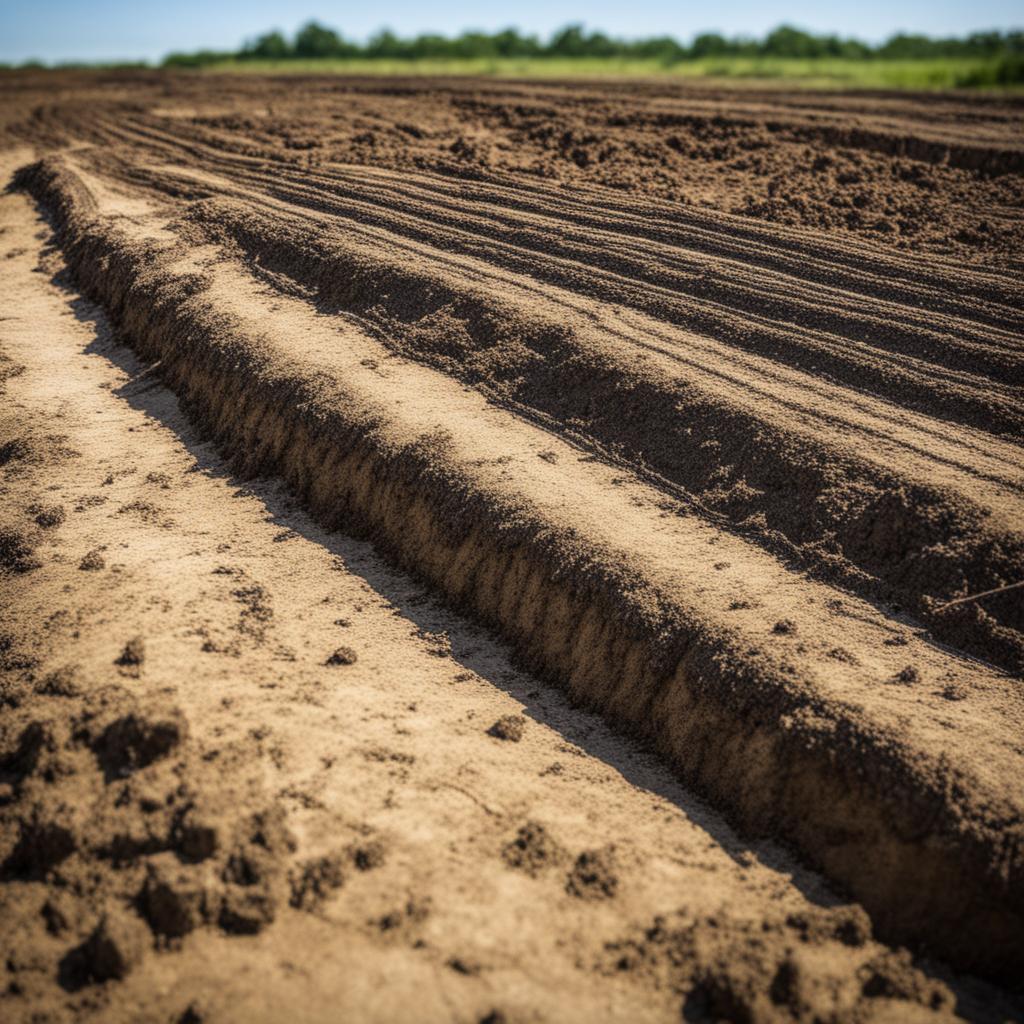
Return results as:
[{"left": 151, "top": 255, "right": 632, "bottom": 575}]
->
[{"left": 2, "top": 70, "right": 1023, "bottom": 1023}]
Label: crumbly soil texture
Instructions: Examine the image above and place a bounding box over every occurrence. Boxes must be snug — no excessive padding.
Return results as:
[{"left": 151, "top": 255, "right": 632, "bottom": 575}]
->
[{"left": 1, "top": 70, "right": 1023, "bottom": 1023}]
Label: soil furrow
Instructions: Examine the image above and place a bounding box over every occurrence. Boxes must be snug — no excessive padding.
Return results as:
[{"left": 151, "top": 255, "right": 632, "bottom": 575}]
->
[
  {"left": 136, "top": 178, "right": 1024, "bottom": 672},
  {"left": 14, "top": 154, "right": 1024, "bottom": 985},
  {"left": 5, "top": 71, "right": 1024, "bottom": 1018},
  {"left": 93, "top": 111, "right": 1024, "bottom": 346},
  {"left": 122, "top": 153, "right": 1024, "bottom": 401},
  {"left": 13, "top": 155, "right": 991, "bottom": 1024}
]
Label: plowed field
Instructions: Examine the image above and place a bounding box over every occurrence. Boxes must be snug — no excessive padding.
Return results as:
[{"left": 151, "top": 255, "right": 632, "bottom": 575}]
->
[{"left": 2, "top": 70, "right": 1023, "bottom": 1023}]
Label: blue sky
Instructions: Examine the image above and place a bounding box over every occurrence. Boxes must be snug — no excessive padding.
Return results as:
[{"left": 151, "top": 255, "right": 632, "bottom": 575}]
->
[{"left": 2, "top": 1, "right": 1022, "bottom": 63}]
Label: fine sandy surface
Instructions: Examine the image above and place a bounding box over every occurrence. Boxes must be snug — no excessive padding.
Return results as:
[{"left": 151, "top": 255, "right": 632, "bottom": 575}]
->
[{"left": 1, "top": 71, "right": 1023, "bottom": 1023}]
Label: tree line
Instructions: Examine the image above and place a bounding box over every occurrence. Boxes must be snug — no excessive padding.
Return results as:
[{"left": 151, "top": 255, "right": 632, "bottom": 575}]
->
[{"left": 163, "top": 23, "right": 1024, "bottom": 67}]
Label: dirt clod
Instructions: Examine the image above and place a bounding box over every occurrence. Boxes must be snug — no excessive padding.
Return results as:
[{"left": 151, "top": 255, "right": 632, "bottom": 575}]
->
[
  {"left": 32, "top": 504, "right": 65, "bottom": 528},
  {"left": 218, "top": 887, "right": 276, "bottom": 935},
  {"left": 325, "top": 645, "right": 358, "bottom": 666},
  {"left": 0, "top": 524, "right": 40, "bottom": 572},
  {"left": 566, "top": 848, "right": 618, "bottom": 900},
  {"left": 502, "top": 822, "right": 565, "bottom": 876},
  {"left": 115, "top": 635, "right": 145, "bottom": 668},
  {"left": 142, "top": 855, "right": 206, "bottom": 939},
  {"left": 350, "top": 840, "right": 386, "bottom": 871},
  {"left": 487, "top": 714, "right": 526, "bottom": 742},
  {"left": 37, "top": 664, "right": 80, "bottom": 697},
  {"left": 91, "top": 708, "right": 187, "bottom": 780},
  {"left": 60, "top": 913, "right": 147, "bottom": 989},
  {"left": 289, "top": 854, "right": 345, "bottom": 911},
  {"left": 79, "top": 547, "right": 105, "bottom": 571}
]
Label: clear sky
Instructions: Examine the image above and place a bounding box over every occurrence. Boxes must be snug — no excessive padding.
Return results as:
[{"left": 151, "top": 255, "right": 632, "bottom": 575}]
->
[{"left": 2, "top": 0, "right": 1022, "bottom": 64}]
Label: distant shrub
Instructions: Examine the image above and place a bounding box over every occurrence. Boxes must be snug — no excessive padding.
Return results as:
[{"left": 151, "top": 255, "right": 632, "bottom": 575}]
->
[
  {"left": 294, "top": 22, "right": 354, "bottom": 59},
  {"left": 158, "top": 22, "right": 1024, "bottom": 87},
  {"left": 163, "top": 50, "right": 231, "bottom": 68},
  {"left": 955, "top": 53, "right": 1024, "bottom": 86},
  {"left": 241, "top": 31, "right": 292, "bottom": 60}
]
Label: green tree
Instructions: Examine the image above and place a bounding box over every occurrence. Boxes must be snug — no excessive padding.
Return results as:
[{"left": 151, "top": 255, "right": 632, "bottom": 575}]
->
[
  {"left": 691, "top": 33, "right": 729, "bottom": 58},
  {"left": 406, "top": 34, "right": 452, "bottom": 60},
  {"left": 493, "top": 28, "right": 541, "bottom": 58},
  {"left": 243, "top": 31, "right": 290, "bottom": 60},
  {"left": 629, "top": 35, "right": 687, "bottom": 62},
  {"left": 453, "top": 32, "right": 498, "bottom": 59},
  {"left": 762, "top": 26, "right": 822, "bottom": 58},
  {"left": 366, "top": 29, "right": 404, "bottom": 58},
  {"left": 158, "top": 20, "right": 1024, "bottom": 78},
  {"left": 294, "top": 21, "right": 344, "bottom": 58},
  {"left": 549, "top": 24, "right": 588, "bottom": 57},
  {"left": 877, "top": 33, "right": 934, "bottom": 59}
]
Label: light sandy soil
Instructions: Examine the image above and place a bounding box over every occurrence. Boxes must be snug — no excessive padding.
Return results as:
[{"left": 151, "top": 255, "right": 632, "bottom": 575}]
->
[{"left": 1, "top": 73, "right": 1023, "bottom": 1022}]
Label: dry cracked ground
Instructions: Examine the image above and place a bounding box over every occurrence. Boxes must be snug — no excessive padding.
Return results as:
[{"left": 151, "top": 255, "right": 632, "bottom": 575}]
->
[{"left": 1, "top": 70, "right": 1023, "bottom": 1023}]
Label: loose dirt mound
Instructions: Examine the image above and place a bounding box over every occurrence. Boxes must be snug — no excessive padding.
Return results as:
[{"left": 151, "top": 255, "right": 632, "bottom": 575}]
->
[{"left": 2, "top": 72, "right": 1024, "bottom": 1021}]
